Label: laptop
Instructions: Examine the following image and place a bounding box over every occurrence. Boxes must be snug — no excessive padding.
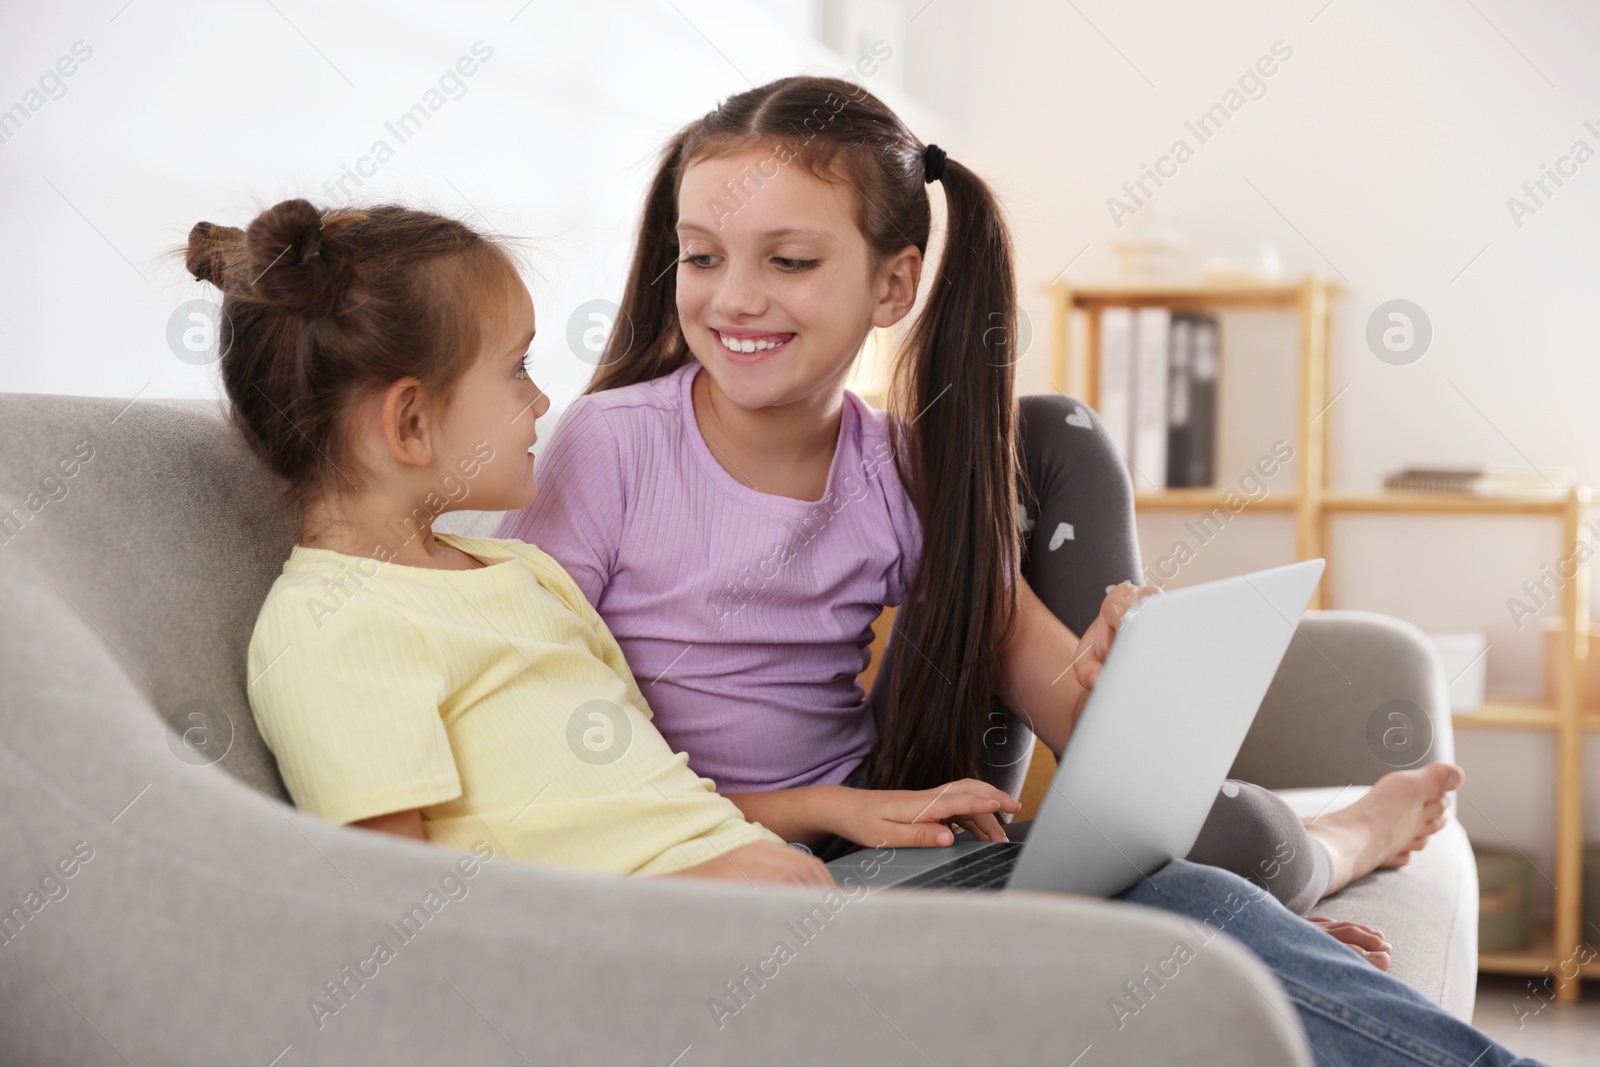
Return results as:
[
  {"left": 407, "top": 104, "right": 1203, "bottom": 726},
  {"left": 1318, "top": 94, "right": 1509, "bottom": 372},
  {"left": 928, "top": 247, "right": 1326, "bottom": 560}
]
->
[{"left": 826, "top": 559, "right": 1326, "bottom": 896}]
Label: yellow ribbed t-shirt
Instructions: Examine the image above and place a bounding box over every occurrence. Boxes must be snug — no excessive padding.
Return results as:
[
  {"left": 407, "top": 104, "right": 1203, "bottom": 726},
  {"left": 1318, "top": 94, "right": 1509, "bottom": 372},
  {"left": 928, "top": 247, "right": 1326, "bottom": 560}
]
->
[{"left": 245, "top": 533, "right": 781, "bottom": 875}]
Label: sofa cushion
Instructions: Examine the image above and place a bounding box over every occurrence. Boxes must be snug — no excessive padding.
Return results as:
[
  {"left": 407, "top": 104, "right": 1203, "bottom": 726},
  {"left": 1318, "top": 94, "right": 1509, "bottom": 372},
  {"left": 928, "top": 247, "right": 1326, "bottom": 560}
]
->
[{"left": 1276, "top": 786, "right": 1478, "bottom": 1021}]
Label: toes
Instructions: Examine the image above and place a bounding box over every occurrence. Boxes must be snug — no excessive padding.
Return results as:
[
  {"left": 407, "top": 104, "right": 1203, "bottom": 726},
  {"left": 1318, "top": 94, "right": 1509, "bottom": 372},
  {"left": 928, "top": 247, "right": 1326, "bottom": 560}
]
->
[
  {"left": 1404, "top": 762, "right": 1464, "bottom": 798},
  {"left": 1431, "top": 762, "right": 1465, "bottom": 791},
  {"left": 1413, "top": 823, "right": 1444, "bottom": 844},
  {"left": 1342, "top": 942, "right": 1390, "bottom": 970}
]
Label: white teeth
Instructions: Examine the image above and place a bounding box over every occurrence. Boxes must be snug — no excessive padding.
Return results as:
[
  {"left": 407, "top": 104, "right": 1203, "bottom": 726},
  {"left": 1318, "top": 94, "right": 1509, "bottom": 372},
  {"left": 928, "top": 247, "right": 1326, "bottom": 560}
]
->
[{"left": 718, "top": 331, "right": 787, "bottom": 354}]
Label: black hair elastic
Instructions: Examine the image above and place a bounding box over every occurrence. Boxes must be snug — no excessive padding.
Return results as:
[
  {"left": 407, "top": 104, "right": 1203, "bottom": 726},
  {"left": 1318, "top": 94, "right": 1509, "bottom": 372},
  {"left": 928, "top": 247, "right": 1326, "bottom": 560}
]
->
[{"left": 922, "top": 143, "right": 948, "bottom": 184}]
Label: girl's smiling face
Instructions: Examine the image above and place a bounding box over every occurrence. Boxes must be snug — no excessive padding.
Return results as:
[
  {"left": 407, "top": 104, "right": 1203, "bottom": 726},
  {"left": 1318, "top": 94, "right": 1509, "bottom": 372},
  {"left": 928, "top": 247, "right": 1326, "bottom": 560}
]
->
[{"left": 674, "top": 147, "right": 920, "bottom": 412}]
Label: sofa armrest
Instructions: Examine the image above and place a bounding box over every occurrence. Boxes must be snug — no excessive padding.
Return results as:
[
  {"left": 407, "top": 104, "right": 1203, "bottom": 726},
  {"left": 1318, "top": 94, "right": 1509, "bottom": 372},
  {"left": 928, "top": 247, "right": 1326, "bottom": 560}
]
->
[{"left": 1230, "top": 609, "right": 1456, "bottom": 790}]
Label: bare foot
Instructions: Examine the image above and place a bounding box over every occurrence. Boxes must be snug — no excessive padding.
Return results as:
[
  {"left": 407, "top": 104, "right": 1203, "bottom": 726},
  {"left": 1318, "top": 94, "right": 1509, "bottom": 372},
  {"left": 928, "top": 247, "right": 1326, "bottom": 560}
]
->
[
  {"left": 1307, "top": 915, "right": 1392, "bottom": 971},
  {"left": 1303, "top": 762, "right": 1464, "bottom": 896}
]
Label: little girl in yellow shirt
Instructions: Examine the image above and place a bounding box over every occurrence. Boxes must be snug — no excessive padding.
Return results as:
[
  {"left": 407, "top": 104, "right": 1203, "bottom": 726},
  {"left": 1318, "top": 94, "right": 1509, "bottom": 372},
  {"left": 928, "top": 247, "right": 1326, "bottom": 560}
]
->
[{"left": 186, "top": 197, "right": 836, "bottom": 885}]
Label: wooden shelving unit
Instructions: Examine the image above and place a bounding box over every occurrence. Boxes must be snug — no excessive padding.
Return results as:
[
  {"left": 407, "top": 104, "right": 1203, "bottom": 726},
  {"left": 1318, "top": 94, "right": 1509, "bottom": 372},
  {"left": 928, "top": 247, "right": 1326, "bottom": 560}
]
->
[{"left": 1044, "top": 274, "right": 1594, "bottom": 1000}]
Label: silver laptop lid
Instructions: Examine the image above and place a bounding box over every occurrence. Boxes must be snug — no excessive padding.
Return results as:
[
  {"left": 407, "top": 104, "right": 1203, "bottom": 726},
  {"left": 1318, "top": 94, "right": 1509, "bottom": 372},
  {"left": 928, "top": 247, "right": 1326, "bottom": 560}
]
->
[{"left": 1007, "top": 559, "right": 1325, "bottom": 895}]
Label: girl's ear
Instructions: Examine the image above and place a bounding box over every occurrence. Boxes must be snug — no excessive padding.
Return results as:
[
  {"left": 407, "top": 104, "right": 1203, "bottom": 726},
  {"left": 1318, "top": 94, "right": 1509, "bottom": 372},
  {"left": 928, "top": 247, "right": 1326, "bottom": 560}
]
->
[
  {"left": 870, "top": 245, "right": 923, "bottom": 329},
  {"left": 379, "top": 377, "right": 437, "bottom": 468}
]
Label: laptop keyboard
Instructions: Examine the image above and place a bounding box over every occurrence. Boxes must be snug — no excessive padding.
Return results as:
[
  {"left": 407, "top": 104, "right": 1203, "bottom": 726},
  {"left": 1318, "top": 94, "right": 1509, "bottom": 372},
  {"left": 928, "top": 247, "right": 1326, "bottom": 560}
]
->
[{"left": 897, "top": 844, "right": 1023, "bottom": 891}]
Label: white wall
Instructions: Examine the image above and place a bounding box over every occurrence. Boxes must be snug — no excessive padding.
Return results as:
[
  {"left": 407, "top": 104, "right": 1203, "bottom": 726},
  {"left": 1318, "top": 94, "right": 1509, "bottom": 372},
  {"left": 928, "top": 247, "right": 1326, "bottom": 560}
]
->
[
  {"left": 3, "top": 0, "right": 1596, "bottom": 906},
  {"left": 0, "top": 0, "right": 932, "bottom": 408}
]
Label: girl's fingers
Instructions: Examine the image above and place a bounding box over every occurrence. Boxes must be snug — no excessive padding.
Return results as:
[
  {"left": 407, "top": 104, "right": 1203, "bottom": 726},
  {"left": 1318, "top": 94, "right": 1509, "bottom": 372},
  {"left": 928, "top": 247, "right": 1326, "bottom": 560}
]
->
[
  {"left": 1105, "top": 584, "right": 1139, "bottom": 626},
  {"left": 952, "top": 813, "right": 1009, "bottom": 842},
  {"left": 1106, "top": 582, "right": 1158, "bottom": 630},
  {"left": 1100, "top": 590, "right": 1125, "bottom": 629},
  {"left": 858, "top": 783, "right": 1021, "bottom": 848},
  {"left": 910, "top": 822, "right": 956, "bottom": 848},
  {"left": 1079, "top": 583, "right": 1158, "bottom": 690},
  {"left": 888, "top": 784, "right": 1016, "bottom": 824},
  {"left": 935, "top": 780, "right": 1022, "bottom": 812},
  {"left": 906, "top": 794, "right": 1003, "bottom": 825},
  {"left": 949, "top": 817, "right": 980, "bottom": 839},
  {"left": 873, "top": 820, "right": 955, "bottom": 849},
  {"left": 802, "top": 858, "right": 835, "bottom": 886}
]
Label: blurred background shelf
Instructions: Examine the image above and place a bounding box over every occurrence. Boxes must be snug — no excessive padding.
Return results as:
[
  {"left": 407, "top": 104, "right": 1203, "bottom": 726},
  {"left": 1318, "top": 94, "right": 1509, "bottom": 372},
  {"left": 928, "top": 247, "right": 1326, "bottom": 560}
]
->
[
  {"left": 1479, "top": 923, "right": 1557, "bottom": 976},
  {"left": 1323, "top": 489, "right": 1584, "bottom": 516},
  {"left": 1132, "top": 489, "right": 1298, "bottom": 511},
  {"left": 1061, "top": 280, "right": 1319, "bottom": 311},
  {"left": 1049, "top": 275, "right": 1593, "bottom": 1001},
  {"left": 1131, "top": 488, "right": 1583, "bottom": 516},
  {"left": 1453, "top": 697, "right": 1562, "bottom": 732}
]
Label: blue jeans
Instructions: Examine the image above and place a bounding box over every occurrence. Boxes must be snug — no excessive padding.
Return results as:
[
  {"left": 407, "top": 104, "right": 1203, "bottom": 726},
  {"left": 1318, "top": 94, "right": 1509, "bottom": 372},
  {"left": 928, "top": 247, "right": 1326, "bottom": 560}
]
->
[{"left": 1120, "top": 860, "right": 1542, "bottom": 1066}]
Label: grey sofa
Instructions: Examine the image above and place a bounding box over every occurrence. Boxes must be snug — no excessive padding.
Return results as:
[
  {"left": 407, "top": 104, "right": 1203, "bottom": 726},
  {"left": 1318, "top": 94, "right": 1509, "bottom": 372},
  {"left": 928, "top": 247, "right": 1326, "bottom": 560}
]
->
[{"left": 0, "top": 391, "right": 1474, "bottom": 1065}]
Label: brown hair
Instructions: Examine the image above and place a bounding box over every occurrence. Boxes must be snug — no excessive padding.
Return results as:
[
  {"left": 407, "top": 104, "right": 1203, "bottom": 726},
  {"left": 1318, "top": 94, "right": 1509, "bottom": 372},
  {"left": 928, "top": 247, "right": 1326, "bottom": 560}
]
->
[
  {"left": 182, "top": 198, "right": 517, "bottom": 513},
  {"left": 592, "top": 76, "right": 1022, "bottom": 792}
]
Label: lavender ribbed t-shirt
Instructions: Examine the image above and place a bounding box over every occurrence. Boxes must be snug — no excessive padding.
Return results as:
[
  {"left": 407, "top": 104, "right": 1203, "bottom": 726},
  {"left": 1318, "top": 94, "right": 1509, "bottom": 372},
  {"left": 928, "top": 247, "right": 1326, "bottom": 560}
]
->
[{"left": 495, "top": 360, "right": 922, "bottom": 793}]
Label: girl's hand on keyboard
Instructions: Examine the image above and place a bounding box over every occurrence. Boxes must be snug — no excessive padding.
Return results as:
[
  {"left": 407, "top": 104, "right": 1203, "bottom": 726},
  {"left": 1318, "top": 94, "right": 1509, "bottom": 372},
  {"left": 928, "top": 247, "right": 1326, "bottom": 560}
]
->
[
  {"left": 834, "top": 779, "right": 1022, "bottom": 849},
  {"left": 1074, "top": 581, "right": 1160, "bottom": 690},
  {"left": 662, "top": 839, "right": 836, "bottom": 886}
]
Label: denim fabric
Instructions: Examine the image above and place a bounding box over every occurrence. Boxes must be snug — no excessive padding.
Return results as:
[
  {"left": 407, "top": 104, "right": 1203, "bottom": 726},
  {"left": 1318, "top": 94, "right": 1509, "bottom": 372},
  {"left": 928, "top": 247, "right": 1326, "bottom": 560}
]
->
[{"left": 1121, "top": 860, "right": 1542, "bottom": 1066}]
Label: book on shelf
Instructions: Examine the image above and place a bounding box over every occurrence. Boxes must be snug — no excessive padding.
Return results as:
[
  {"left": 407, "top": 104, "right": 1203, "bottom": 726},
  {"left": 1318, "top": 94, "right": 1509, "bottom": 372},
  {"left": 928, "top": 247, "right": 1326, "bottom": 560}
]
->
[
  {"left": 1132, "top": 307, "right": 1170, "bottom": 489},
  {"left": 1167, "top": 312, "right": 1218, "bottom": 489},
  {"left": 1098, "top": 308, "right": 1220, "bottom": 489},
  {"left": 1099, "top": 308, "right": 1134, "bottom": 475},
  {"left": 1382, "top": 465, "right": 1576, "bottom": 496}
]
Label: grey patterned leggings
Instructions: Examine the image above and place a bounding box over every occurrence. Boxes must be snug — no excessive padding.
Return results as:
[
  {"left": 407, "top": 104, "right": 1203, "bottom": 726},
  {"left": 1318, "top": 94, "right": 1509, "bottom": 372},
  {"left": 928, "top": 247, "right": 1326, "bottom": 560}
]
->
[{"left": 850, "top": 394, "right": 1333, "bottom": 915}]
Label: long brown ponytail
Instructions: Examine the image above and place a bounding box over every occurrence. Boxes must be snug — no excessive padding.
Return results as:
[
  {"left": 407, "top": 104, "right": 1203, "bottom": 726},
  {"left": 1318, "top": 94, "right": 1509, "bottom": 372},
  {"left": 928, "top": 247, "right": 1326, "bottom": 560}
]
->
[
  {"left": 592, "top": 76, "right": 1023, "bottom": 791},
  {"left": 877, "top": 154, "right": 1022, "bottom": 790}
]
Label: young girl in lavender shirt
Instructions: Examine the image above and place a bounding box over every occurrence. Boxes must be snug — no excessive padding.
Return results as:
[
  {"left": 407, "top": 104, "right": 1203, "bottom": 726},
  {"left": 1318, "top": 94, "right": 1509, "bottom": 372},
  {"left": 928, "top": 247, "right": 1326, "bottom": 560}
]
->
[{"left": 499, "top": 75, "right": 1457, "bottom": 913}]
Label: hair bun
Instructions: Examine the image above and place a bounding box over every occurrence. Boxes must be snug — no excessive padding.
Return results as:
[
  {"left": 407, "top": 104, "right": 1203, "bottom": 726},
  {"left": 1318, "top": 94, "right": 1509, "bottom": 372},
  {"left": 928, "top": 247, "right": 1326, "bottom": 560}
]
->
[
  {"left": 244, "top": 198, "right": 352, "bottom": 318},
  {"left": 185, "top": 220, "right": 245, "bottom": 289}
]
